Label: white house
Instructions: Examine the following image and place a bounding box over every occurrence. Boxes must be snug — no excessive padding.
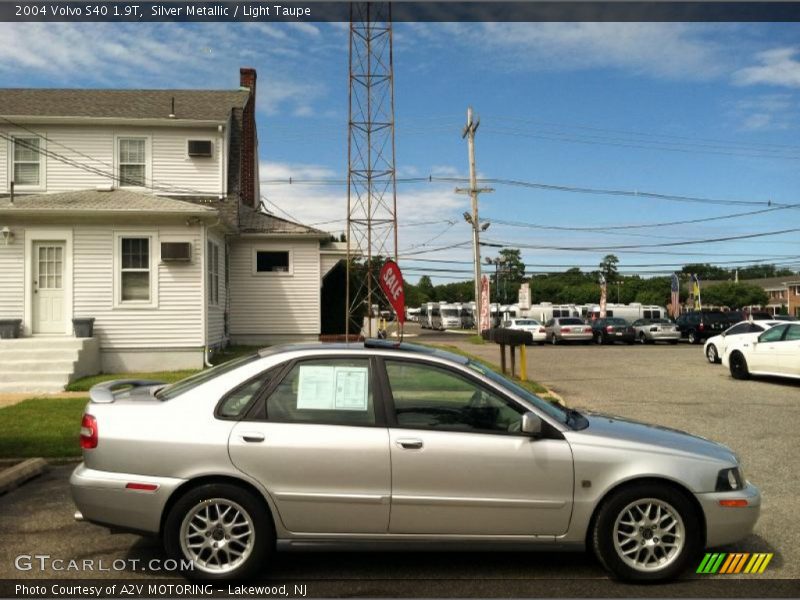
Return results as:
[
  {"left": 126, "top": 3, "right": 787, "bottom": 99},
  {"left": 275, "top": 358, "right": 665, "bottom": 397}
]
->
[{"left": 0, "top": 68, "right": 346, "bottom": 391}]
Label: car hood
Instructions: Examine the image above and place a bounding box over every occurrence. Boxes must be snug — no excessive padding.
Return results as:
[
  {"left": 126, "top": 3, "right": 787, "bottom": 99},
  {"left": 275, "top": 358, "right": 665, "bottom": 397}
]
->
[{"left": 573, "top": 411, "right": 736, "bottom": 463}]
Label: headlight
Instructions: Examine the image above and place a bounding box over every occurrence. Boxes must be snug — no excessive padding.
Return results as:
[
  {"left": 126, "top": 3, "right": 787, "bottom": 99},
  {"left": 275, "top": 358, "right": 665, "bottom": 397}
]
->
[{"left": 716, "top": 467, "right": 744, "bottom": 491}]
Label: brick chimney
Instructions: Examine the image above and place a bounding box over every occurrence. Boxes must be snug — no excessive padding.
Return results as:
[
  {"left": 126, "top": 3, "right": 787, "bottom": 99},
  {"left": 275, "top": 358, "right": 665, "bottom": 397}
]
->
[{"left": 240, "top": 67, "right": 257, "bottom": 208}]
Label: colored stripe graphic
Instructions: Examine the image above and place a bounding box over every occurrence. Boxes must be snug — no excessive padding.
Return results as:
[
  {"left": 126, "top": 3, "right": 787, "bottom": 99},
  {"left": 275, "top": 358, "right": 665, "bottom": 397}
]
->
[{"left": 697, "top": 552, "right": 773, "bottom": 574}]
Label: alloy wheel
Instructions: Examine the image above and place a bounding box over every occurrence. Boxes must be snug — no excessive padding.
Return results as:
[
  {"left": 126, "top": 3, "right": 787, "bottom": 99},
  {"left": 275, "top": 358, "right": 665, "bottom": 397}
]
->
[
  {"left": 179, "top": 498, "right": 255, "bottom": 574},
  {"left": 612, "top": 498, "right": 685, "bottom": 573},
  {"left": 706, "top": 345, "right": 718, "bottom": 364}
]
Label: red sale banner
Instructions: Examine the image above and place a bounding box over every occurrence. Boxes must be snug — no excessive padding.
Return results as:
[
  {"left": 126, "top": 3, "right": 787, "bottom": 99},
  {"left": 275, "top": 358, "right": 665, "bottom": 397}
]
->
[{"left": 379, "top": 260, "right": 406, "bottom": 324}]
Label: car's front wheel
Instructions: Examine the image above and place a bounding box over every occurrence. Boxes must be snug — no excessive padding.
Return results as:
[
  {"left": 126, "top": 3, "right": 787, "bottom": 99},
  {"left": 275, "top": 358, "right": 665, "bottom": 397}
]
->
[
  {"left": 164, "top": 483, "right": 273, "bottom": 581},
  {"left": 592, "top": 483, "right": 701, "bottom": 582}
]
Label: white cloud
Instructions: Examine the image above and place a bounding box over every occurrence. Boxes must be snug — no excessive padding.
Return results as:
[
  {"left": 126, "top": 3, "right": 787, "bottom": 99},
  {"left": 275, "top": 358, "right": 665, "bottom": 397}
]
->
[
  {"left": 399, "top": 23, "right": 730, "bottom": 81},
  {"left": 259, "top": 161, "right": 470, "bottom": 259},
  {"left": 734, "top": 47, "right": 800, "bottom": 88},
  {"left": 728, "top": 94, "right": 797, "bottom": 131}
]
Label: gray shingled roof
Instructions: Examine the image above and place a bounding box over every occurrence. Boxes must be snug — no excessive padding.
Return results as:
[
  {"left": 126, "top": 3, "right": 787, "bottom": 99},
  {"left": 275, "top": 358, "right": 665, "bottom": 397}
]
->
[
  {"left": 0, "top": 189, "right": 216, "bottom": 214},
  {"left": 239, "top": 205, "right": 327, "bottom": 236},
  {"left": 0, "top": 89, "right": 250, "bottom": 121}
]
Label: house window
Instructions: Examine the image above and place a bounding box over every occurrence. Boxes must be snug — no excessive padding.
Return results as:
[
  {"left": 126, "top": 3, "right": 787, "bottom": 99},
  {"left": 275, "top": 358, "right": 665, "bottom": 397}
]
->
[
  {"left": 120, "top": 237, "right": 151, "bottom": 302},
  {"left": 118, "top": 138, "right": 147, "bottom": 187},
  {"left": 255, "top": 250, "right": 290, "bottom": 273},
  {"left": 13, "top": 136, "right": 42, "bottom": 187},
  {"left": 208, "top": 241, "right": 220, "bottom": 305}
]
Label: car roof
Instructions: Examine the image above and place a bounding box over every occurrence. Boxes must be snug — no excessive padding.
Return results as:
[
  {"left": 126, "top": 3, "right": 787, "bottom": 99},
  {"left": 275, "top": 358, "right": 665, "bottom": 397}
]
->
[{"left": 256, "top": 339, "right": 470, "bottom": 365}]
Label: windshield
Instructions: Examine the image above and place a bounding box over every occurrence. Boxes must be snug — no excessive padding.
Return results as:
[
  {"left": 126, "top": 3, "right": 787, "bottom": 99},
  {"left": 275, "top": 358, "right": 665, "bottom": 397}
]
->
[
  {"left": 156, "top": 354, "right": 261, "bottom": 400},
  {"left": 441, "top": 309, "right": 459, "bottom": 317},
  {"left": 467, "top": 360, "right": 574, "bottom": 427},
  {"left": 559, "top": 318, "right": 584, "bottom": 325}
]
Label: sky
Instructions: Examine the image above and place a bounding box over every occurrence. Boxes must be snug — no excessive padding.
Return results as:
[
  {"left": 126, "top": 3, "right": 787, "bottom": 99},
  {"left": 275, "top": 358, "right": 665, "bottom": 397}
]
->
[{"left": 2, "top": 20, "right": 800, "bottom": 283}]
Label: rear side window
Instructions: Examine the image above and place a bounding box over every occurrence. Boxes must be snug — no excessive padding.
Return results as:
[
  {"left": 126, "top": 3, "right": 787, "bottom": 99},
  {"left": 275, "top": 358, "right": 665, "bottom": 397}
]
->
[
  {"left": 785, "top": 325, "right": 800, "bottom": 341},
  {"left": 218, "top": 368, "right": 277, "bottom": 418},
  {"left": 265, "top": 358, "right": 375, "bottom": 426}
]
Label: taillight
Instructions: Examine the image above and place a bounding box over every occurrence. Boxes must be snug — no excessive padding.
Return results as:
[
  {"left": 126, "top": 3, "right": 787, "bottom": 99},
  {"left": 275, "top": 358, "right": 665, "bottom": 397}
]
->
[
  {"left": 539, "top": 328, "right": 545, "bottom": 333},
  {"left": 699, "top": 323, "right": 705, "bottom": 331},
  {"left": 80, "top": 414, "right": 98, "bottom": 449},
  {"left": 560, "top": 327, "right": 571, "bottom": 333},
  {"left": 606, "top": 326, "right": 613, "bottom": 332}
]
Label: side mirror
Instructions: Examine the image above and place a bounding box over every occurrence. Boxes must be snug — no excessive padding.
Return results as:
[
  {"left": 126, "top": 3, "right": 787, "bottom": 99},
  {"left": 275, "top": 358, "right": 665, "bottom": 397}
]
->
[{"left": 521, "top": 412, "right": 543, "bottom": 436}]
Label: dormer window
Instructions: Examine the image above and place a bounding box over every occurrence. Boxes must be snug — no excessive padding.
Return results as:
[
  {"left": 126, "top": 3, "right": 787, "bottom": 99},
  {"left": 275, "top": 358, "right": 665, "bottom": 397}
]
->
[
  {"left": 11, "top": 135, "right": 45, "bottom": 190},
  {"left": 118, "top": 137, "right": 148, "bottom": 188}
]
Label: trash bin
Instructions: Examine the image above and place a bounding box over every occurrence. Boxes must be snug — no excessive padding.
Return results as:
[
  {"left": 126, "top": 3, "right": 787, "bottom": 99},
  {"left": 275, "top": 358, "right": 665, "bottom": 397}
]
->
[
  {"left": 0, "top": 319, "right": 22, "bottom": 339},
  {"left": 72, "top": 318, "right": 95, "bottom": 338}
]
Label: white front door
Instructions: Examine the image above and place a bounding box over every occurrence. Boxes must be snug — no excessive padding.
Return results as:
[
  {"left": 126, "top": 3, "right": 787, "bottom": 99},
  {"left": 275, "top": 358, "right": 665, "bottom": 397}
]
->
[{"left": 32, "top": 242, "right": 66, "bottom": 334}]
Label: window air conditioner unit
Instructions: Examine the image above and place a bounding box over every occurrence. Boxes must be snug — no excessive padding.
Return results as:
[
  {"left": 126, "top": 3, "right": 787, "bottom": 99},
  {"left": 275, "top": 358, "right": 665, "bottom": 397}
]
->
[
  {"left": 187, "top": 140, "right": 213, "bottom": 157},
  {"left": 161, "top": 242, "right": 192, "bottom": 262}
]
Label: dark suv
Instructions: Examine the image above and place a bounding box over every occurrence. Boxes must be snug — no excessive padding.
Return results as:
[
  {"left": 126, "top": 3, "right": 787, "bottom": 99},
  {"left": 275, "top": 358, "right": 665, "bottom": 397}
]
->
[
  {"left": 676, "top": 310, "right": 744, "bottom": 344},
  {"left": 591, "top": 317, "right": 635, "bottom": 344}
]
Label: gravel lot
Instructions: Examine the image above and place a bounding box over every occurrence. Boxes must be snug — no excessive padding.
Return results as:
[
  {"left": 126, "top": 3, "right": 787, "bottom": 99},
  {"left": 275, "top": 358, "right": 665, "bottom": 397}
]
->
[{"left": 1, "top": 333, "right": 798, "bottom": 596}]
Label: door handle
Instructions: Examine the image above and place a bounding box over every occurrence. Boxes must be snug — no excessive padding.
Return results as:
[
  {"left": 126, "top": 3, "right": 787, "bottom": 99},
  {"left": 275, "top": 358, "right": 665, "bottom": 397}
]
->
[
  {"left": 396, "top": 438, "right": 423, "bottom": 450},
  {"left": 240, "top": 432, "right": 265, "bottom": 443}
]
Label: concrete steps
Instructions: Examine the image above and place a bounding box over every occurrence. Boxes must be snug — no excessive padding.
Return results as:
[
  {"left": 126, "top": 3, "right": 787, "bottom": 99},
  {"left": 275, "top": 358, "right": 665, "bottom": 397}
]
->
[{"left": 0, "top": 337, "right": 100, "bottom": 393}]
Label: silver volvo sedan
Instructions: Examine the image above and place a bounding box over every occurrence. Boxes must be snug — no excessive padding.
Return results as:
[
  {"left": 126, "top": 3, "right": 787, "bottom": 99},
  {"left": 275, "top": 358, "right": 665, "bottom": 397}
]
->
[{"left": 71, "top": 341, "right": 760, "bottom": 582}]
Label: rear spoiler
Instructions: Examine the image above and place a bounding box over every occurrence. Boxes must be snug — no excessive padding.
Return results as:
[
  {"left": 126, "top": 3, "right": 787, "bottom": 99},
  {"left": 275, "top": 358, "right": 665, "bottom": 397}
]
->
[{"left": 89, "top": 379, "right": 167, "bottom": 404}]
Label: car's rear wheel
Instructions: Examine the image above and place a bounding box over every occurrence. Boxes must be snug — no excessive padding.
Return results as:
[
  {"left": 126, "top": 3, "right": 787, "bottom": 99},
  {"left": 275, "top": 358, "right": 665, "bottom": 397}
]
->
[
  {"left": 551, "top": 335, "right": 559, "bottom": 345},
  {"left": 638, "top": 333, "right": 648, "bottom": 345},
  {"left": 164, "top": 483, "right": 273, "bottom": 581},
  {"left": 592, "top": 483, "right": 701, "bottom": 582},
  {"left": 729, "top": 351, "right": 750, "bottom": 380},
  {"left": 687, "top": 330, "right": 698, "bottom": 345},
  {"left": 705, "top": 344, "right": 719, "bottom": 364},
  {"left": 594, "top": 333, "right": 604, "bottom": 345}
]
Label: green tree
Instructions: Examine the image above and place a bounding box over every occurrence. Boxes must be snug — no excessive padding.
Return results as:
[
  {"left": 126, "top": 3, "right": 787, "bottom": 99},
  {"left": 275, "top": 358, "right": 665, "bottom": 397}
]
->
[
  {"left": 416, "top": 275, "right": 436, "bottom": 303},
  {"left": 498, "top": 248, "right": 526, "bottom": 283},
  {"left": 681, "top": 263, "right": 730, "bottom": 281},
  {"left": 700, "top": 282, "right": 768, "bottom": 308},
  {"left": 599, "top": 254, "right": 620, "bottom": 283}
]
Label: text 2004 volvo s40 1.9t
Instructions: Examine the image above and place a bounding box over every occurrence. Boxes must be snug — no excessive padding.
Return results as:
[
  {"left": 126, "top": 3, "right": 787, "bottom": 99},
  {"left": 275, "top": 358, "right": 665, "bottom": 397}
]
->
[{"left": 71, "top": 341, "right": 760, "bottom": 582}]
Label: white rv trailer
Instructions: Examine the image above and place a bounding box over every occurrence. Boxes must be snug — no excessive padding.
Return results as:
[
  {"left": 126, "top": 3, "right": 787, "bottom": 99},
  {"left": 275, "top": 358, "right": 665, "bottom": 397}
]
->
[
  {"left": 406, "top": 307, "right": 421, "bottom": 323},
  {"left": 420, "top": 302, "right": 439, "bottom": 329},
  {"left": 459, "top": 302, "right": 476, "bottom": 329},
  {"left": 582, "top": 303, "right": 668, "bottom": 323},
  {"left": 439, "top": 302, "right": 462, "bottom": 330},
  {"left": 523, "top": 303, "right": 582, "bottom": 323}
]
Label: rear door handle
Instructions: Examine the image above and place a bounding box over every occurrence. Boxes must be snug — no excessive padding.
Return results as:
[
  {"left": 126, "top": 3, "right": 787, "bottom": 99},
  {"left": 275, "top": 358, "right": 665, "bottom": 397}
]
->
[
  {"left": 241, "top": 432, "right": 265, "bottom": 443},
  {"left": 396, "top": 438, "right": 423, "bottom": 450}
]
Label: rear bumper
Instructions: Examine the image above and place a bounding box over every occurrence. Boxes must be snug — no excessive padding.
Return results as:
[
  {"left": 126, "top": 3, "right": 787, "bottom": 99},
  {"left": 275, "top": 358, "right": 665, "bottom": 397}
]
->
[
  {"left": 558, "top": 333, "right": 593, "bottom": 341},
  {"left": 648, "top": 332, "right": 681, "bottom": 341},
  {"left": 697, "top": 482, "right": 761, "bottom": 547},
  {"left": 70, "top": 463, "right": 186, "bottom": 535}
]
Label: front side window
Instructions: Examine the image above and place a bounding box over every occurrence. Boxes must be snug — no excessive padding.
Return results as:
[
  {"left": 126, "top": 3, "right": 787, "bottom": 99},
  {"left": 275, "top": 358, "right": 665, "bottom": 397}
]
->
[
  {"left": 385, "top": 360, "right": 524, "bottom": 434},
  {"left": 13, "top": 136, "right": 41, "bottom": 186},
  {"left": 118, "top": 138, "right": 147, "bottom": 187},
  {"left": 120, "top": 237, "right": 150, "bottom": 302},
  {"left": 759, "top": 325, "right": 788, "bottom": 343},
  {"left": 208, "top": 241, "right": 220, "bottom": 305},
  {"left": 266, "top": 358, "right": 375, "bottom": 426},
  {"left": 255, "top": 250, "right": 290, "bottom": 273}
]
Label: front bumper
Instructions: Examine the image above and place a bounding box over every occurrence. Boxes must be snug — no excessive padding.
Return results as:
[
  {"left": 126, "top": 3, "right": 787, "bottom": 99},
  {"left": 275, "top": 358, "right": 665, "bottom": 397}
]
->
[
  {"left": 70, "top": 463, "right": 186, "bottom": 535},
  {"left": 697, "top": 482, "right": 762, "bottom": 547}
]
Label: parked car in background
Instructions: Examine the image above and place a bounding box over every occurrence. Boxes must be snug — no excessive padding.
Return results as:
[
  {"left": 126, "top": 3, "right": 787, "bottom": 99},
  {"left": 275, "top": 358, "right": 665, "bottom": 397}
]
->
[
  {"left": 676, "top": 311, "right": 743, "bottom": 345},
  {"left": 772, "top": 314, "right": 798, "bottom": 322},
  {"left": 703, "top": 320, "right": 782, "bottom": 364},
  {"left": 544, "top": 317, "right": 593, "bottom": 345},
  {"left": 591, "top": 318, "right": 636, "bottom": 345},
  {"left": 502, "top": 318, "right": 547, "bottom": 344},
  {"left": 743, "top": 311, "right": 775, "bottom": 321},
  {"left": 631, "top": 318, "right": 680, "bottom": 345},
  {"left": 71, "top": 340, "right": 760, "bottom": 582},
  {"left": 723, "top": 323, "right": 800, "bottom": 381}
]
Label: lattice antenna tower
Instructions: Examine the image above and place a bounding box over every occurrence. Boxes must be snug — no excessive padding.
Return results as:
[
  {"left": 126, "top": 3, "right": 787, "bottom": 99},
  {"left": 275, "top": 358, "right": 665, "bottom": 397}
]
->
[{"left": 346, "top": 2, "right": 398, "bottom": 338}]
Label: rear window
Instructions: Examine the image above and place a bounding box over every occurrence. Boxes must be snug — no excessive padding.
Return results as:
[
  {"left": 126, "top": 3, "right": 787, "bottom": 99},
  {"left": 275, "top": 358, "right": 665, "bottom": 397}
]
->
[
  {"left": 606, "top": 318, "right": 628, "bottom": 325},
  {"left": 559, "top": 318, "right": 584, "bottom": 325},
  {"left": 156, "top": 354, "right": 261, "bottom": 401},
  {"left": 515, "top": 319, "right": 538, "bottom": 325}
]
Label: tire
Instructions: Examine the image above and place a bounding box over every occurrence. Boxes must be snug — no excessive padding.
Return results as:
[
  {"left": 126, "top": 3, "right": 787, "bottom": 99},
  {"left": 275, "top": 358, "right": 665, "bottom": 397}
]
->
[
  {"left": 638, "top": 333, "right": 648, "bottom": 345},
  {"left": 705, "top": 344, "right": 719, "bottom": 364},
  {"left": 594, "top": 333, "right": 604, "bottom": 345},
  {"left": 551, "top": 334, "right": 559, "bottom": 345},
  {"left": 686, "top": 330, "right": 699, "bottom": 345},
  {"left": 729, "top": 351, "right": 750, "bottom": 380},
  {"left": 164, "top": 483, "right": 274, "bottom": 581},
  {"left": 592, "top": 482, "right": 702, "bottom": 582}
]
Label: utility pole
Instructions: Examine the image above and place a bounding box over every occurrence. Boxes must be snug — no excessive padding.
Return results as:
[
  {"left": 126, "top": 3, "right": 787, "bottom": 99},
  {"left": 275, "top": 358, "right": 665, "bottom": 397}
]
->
[{"left": 456, "top": 106, "right": 492, "bottom": 331}]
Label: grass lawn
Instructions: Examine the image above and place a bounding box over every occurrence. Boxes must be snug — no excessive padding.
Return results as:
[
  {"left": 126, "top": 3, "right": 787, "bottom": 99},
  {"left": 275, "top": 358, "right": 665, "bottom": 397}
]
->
[
  {"left": 0, "top": 398, "right": 87, "bottom": 458},
  {"left": 65, "top": 345, "right": 263, "bottom": 392}
]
